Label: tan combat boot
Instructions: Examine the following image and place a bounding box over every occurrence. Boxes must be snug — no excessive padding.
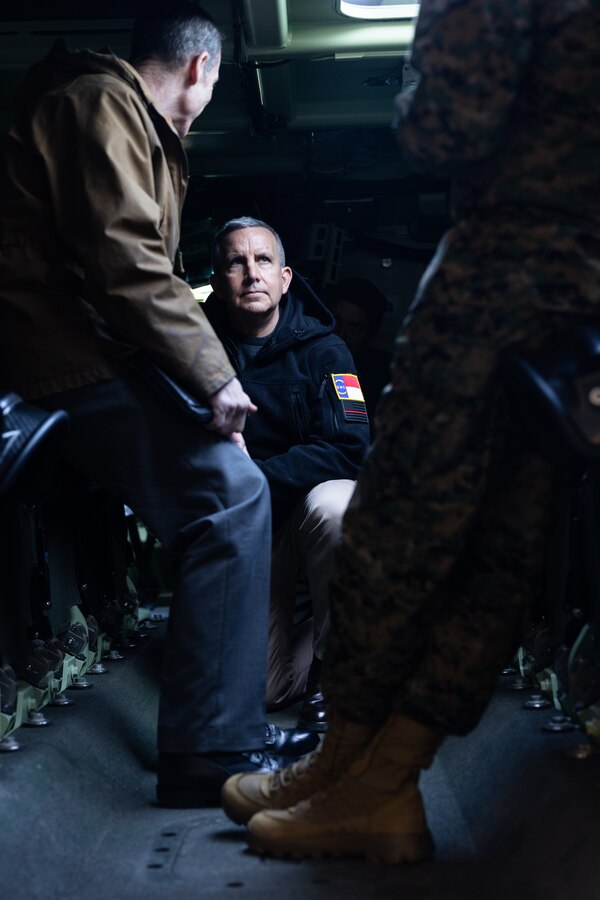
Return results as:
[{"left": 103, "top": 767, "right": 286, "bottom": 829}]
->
[
  {"left": 246, "top": 712, "right": 443, "bottom": 864},
  {"left": 221, "top": 715, "right": 376, "bottom": 825}
]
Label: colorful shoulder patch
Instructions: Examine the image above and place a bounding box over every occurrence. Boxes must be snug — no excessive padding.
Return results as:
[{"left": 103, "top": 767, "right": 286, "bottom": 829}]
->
[{"left": 331, "top": 373, "right": 369, "bottom": 424}]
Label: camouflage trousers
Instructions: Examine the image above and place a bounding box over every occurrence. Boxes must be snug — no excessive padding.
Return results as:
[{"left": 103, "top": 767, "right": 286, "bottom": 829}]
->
[{"left": 324, "top": 217, "right": 600, "bottom": 735}]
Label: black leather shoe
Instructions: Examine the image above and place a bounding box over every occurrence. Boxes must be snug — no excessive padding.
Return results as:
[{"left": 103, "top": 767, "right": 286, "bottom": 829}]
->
[
  {"left": 297, "top": 690, "right": 328, "bottom": 732},
  {"left": 157, "top": 750, "right": 281, "bottom": 808},
  {"left": 264, "top": 723, "right": 319, "bottom": 758}
]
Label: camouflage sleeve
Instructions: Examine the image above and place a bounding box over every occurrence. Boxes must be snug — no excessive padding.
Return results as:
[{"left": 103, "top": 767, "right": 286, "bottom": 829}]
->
[{"left": 394, "top": 0, "right": 534, "bottom": 174}]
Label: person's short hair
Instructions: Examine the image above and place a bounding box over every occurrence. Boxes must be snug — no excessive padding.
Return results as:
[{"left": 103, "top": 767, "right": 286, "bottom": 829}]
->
[
  {"left": 327, "top": 278, "right": 392, "bottom": 334},
  {"left": 211, "top": 217, "right": 286, "bottom": 269},
  {"left": 130, "top": 1, "right": 222, "bottom": 73}
]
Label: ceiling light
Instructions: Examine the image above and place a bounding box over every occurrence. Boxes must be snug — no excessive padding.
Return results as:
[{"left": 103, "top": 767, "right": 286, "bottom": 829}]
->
[{"left": 338, "top": 1, "right": 420, "bottom": 20}]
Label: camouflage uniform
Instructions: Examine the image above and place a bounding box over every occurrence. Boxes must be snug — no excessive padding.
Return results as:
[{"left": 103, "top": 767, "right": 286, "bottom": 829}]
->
[{"left": 324, "top": 0, "right": 600, "bottom": 735}]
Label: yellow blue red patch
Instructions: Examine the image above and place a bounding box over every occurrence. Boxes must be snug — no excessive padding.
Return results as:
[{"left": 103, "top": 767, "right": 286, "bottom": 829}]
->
[{"left": 331, "top": 373, "right": 369, "bottom": 424}]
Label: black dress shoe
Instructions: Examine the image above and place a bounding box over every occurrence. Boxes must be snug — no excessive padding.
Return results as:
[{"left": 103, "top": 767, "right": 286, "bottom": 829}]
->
[
  {"left": 157, "top": 750, "right": 281, "bottom": 808},
  {"left": 297, "top": 690, "right": 328, "bottom": 733},
  {"left": 264, "top": 723, "right": 319, "bottom": 758}
]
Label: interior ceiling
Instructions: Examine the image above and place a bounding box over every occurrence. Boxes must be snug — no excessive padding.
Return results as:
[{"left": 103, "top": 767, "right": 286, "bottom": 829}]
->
[{"left": 0, "top": 0, "right": 448, "bottom": 283}]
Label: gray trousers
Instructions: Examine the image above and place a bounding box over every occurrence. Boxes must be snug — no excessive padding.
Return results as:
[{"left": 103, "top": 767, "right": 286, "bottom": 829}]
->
[{"left": 38, "top": 375, "right": 271, "bottom": 754}]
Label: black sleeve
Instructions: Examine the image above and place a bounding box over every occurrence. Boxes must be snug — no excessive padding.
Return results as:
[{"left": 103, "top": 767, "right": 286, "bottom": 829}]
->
[{"left": 254, "top": 336, "right": 370, "bottom": 525}]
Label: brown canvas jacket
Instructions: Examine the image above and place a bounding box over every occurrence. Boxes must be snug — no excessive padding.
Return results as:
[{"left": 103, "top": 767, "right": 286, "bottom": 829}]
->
[{"left": 0, "top": 41, "right": 234, "bottom": 401}]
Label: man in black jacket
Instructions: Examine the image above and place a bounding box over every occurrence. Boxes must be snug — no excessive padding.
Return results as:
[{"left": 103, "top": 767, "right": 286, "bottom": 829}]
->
[{"left": 206, "top": 218, "right": 370, "bottom": 728}]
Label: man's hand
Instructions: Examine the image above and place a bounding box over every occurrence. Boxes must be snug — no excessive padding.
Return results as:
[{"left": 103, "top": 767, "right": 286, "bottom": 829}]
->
[
  {"left": 207, "top": 377, "right": 257, "bottom": 437},
  {"left": 230, "top": 431, "right": 250, "bottom": 456}
]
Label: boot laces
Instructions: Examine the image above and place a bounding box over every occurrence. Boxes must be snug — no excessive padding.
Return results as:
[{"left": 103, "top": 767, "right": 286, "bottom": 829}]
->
[{"left": 270, "top": 740, "right": 323, "bottom": 791}]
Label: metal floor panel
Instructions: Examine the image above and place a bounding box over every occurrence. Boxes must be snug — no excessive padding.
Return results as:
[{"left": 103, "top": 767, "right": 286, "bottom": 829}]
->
[{"left": 1, "top": 630, "right": 598, "bottom": 900}]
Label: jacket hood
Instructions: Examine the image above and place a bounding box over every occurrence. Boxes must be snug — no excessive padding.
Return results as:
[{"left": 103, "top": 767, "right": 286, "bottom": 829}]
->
[
  {"left": 13, "top": 40, "right": 148, "bottom": 123},
  {"left": 204, "top": 268, "right": 335, "bottom": 353}
]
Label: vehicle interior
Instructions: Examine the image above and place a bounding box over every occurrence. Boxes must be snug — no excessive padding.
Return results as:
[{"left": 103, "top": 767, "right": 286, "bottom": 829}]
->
[{"left": 1, "top": 2, "right": 599, "bottom": 898}]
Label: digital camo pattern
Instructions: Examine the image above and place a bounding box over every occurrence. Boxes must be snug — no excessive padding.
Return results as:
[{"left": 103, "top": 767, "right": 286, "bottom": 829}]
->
[
  {"left": 395, "top": 0, "right": 600, "bottom": 225},
  {"left": 323, "top": 0, "right": 600, "bottom": 735}
]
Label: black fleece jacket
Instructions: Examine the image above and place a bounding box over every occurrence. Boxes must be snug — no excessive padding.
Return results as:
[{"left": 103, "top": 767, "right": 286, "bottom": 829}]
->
[{"left": 204, "top": 272, "right": 370, "bottom": 527}]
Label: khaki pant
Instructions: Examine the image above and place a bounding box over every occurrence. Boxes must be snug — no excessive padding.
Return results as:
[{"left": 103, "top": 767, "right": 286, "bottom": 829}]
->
[{"left": 266, "top": 479, "right": 355, "bottom": 708}]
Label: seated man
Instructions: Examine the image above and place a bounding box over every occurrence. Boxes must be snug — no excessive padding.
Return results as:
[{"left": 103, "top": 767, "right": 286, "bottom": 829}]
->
[
  {"left": 206, "top": 218, "right": 370, "bottom": 729},
  {"left": 327, "top": 278, "right": 393, "bottom": 433}
]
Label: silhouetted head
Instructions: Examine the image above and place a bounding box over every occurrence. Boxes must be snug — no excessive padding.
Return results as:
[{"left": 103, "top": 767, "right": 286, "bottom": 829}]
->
[{"left": 327, "top": 278, "right": 390, "bottom": 355}]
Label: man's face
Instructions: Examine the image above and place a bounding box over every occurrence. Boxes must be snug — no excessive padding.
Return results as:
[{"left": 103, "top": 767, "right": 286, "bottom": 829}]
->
[
  {"left": 210, "top": 227, "right": 292, "bottom": 336},
  {"left": 193, "top": 52, "right": 220, "bottom": 119},
  {"left": 172, "top": 51, "right": 220, "bottom": 137}
]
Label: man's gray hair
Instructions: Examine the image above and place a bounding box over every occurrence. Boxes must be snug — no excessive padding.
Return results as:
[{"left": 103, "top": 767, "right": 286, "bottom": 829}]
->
[
  {"left": 212, "top": 217, "right": 286, "bottom": 269},
  {"left": 130, "top": 1, "right": 222, "bottom": 73}
]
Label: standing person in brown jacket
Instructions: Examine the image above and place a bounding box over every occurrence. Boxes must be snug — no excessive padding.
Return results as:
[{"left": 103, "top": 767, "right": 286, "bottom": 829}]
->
[{"left": 0, "top": 1, "right": 287, "bottom": 807}]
